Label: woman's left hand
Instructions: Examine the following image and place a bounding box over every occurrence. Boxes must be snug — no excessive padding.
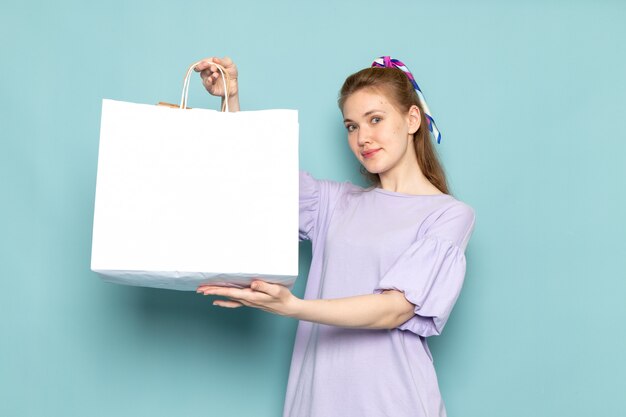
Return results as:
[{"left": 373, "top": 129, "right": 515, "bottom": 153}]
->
[{"left": 197, "top": 281, "right": 300, "bottom": 317}]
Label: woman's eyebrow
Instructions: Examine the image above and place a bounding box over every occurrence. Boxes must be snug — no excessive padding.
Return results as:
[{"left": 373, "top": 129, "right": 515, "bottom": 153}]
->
[
  {"left": 344, "top": 109, "right": 387, "bottom": 123},
  {"left": 363, "top": 109, "right": 386, "bottom": 117}
]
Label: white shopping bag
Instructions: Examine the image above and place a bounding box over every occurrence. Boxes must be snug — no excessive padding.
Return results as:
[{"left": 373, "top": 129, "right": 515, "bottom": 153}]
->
[{"left": 91, "top": 62, "right": 299, "bottom": 291}]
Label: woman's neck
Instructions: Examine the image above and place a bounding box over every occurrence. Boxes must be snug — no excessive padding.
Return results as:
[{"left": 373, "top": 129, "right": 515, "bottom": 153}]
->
[{"left": 379, "top": 159, "right": 443, "bottom": 196}]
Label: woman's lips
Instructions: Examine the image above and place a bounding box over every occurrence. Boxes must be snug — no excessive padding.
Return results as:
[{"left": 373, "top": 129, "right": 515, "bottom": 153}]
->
[{"left": 362, "top": 148, "right": 381, "bottom": 159}]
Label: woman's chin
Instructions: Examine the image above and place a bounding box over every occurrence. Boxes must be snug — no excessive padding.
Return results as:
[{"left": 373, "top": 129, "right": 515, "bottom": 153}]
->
[{"left": 360, "top": 162, "right": 386, "bottom": 175}]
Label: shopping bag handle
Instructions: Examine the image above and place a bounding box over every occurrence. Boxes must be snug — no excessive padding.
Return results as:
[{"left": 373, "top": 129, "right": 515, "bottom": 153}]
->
[{"left": 180, "top": 60, "right": 231, "bottom": 112}]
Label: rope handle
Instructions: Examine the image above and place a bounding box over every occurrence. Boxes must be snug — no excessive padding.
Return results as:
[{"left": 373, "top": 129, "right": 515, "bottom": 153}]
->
[{"left": 180, "top": 60, "right": 231, "bottom": 112}]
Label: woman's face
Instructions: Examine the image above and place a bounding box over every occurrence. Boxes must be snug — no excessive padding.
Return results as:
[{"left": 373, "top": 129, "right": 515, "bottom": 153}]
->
[{"left": 342, "top": 88, "right": 421, "bottom": 177}]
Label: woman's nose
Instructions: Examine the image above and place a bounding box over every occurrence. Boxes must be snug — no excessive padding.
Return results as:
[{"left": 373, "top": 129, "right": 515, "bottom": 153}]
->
[{"left": 357, "top": 126, "right": 372, "bottom": 146}]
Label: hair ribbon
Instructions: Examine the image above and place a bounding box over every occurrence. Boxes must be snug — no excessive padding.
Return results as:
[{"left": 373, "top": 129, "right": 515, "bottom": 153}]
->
[{"left": 371, "top": 56, "right": 442, "bottom": 144}]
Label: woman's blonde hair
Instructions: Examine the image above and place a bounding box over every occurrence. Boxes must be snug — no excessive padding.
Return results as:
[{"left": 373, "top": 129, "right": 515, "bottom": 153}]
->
[{"left": 338, "top": 67, "right": 449, "bottom": 195}]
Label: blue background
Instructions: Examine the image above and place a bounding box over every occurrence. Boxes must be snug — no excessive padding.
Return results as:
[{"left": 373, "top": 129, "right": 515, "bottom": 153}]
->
[{"left": 1, "top": 1, "right": 625, "bottom": 416}]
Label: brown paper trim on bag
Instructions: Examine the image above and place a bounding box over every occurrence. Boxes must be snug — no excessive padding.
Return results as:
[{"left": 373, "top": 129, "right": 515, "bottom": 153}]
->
[{"left": 156, "top": 102, "right": 192, "bottom": 109}]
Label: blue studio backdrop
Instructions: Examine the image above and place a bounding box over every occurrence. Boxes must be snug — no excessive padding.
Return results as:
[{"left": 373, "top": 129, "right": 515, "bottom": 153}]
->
[{"left": 1, "top": 1, "right": 625, "bottom": 416}]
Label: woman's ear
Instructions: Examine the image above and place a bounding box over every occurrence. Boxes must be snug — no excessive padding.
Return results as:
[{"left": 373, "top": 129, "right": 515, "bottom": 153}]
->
[{"left": 407, "top": 105, "right": 421, "bottom": 135}]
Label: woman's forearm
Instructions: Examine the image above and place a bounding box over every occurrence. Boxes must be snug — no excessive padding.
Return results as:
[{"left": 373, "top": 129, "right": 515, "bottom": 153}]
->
[
  {"left": 288, "top": 291, "right": 415, "bottom": 330},
  {"left": 197, "top": 282, "right": 416, "bottom": 330}
]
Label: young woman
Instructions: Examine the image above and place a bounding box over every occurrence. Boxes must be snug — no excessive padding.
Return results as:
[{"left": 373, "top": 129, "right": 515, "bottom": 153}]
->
[{"left": 196, "top": 56, "right": 475, "bottom": 417}]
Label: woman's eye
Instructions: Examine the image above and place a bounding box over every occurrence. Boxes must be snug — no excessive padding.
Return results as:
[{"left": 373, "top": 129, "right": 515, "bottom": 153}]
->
[
  {"left": 371, "top": 117, "right": 381, "bottom": 124},
  {"left": 346, "top": 124, "right": 357, "bottom": 132}
]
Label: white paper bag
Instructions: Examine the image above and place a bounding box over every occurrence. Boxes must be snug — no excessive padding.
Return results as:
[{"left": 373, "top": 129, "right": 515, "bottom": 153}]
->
[{"left": 91, "top": 64, "right": 299, "bottom": 291}]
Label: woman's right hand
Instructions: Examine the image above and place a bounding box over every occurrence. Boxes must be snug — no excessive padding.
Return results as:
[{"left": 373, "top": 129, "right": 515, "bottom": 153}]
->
[{"left": 195, "top": 56, "right": 240, "bottom": 112}]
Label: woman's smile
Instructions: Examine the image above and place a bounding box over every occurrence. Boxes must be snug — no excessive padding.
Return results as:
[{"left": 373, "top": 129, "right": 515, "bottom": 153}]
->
[{"left": 362, "top": 148, "right": 381, "bottom": 158}]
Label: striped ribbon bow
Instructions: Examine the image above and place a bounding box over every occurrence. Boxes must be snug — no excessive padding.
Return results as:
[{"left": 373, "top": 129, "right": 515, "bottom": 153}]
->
[{"left": 371, "top": 56, "right": 441, "bottom": 144}]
